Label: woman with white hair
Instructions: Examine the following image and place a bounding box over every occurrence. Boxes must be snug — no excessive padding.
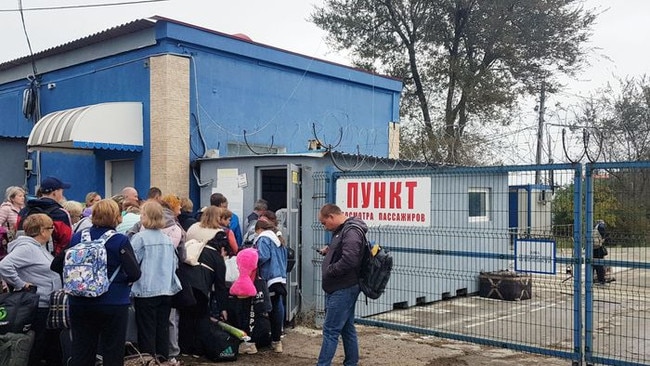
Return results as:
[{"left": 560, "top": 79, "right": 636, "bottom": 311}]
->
[{"left": 0, "top": 186, "right": 26, "bottom": 231}]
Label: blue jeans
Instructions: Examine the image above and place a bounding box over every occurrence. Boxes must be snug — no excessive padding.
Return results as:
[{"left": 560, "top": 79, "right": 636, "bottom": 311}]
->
[
  {"left": 270, "top": 291, "right": 285, "bottom": 342},
  {"left": 317, "top": 284, "right": 360, "bottom": 366}
]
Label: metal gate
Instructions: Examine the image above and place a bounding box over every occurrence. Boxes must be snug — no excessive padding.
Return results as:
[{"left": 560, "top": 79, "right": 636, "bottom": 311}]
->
[{"left": 309, "top": 162, "right": 650, "bottom": 366}]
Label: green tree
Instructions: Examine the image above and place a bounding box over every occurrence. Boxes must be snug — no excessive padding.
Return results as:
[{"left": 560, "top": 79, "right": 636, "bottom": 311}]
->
[
  {"left": 575, "top": 76, "right": 650, "bottom": 244},
  {"left": 312, "top": 0, "right": 596, "bottom": 164},
  {"left": 552, "top": 181, "right": 620, "bottom": 232},
  {"left": 585, "top": 76, "right": 650, "bottom": 162}
]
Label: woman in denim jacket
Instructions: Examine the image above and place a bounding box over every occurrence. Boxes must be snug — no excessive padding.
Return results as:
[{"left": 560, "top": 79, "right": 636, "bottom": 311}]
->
[
  {"left": 255, "top": 219, "right": 288, "bottom": 353},
  {"left": 130, "top": 201, "right": 182, "bottom": 363}
]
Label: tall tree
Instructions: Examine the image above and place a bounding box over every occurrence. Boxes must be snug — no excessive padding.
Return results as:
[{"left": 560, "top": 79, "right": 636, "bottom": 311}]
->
[
  {"left": 312, "top": 0, "right": 596, "bottom": 164},
  {"left": 585, "top": 76, "right": 650, "bottom": 162}
]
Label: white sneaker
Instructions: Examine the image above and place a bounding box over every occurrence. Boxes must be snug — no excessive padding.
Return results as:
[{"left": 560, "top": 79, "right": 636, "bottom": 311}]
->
[
  {"left": 272, "top": 341, "right": 283, "bottom": 353},
  {"left": 239, "top": 342, "right": 258, "bottom": 354}
]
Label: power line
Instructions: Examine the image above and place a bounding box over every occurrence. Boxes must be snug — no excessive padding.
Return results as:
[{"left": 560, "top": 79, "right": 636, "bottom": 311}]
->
[
  {"left": 0, "top": 0, "right": 168, "bottom": 12},
  {"left": 18, "top": 0, "right": 37, "bottom": 76}
]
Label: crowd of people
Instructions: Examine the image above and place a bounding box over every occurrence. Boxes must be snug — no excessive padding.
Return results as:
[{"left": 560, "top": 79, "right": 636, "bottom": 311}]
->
[{"left": 0, "top": 178, "right": 293, "bottom": 366}]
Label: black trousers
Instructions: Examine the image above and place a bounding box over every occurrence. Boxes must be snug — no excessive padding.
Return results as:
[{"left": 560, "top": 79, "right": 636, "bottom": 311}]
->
[
  {"left": 69, "top": 304, "right": 129, "bottom": 366},
  {"left": 134, "top": 296, "right": 172, "bottom": 360},
  {"left": 178, "top": 290, "right": 209, "bottom": 356},
  {"left": 30, "top": 307, "right": 62, "bottom": 366}
]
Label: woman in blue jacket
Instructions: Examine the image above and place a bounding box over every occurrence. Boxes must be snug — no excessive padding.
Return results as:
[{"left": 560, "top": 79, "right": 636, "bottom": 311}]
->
[
  {"left": 254, "top": 219, "right": 287, "bottom": 353},
  {"left": 130, "top": 201, "right": 181, "bottom": 363},
  {"left": 53, "top": 199, "right": 141, "bottom": 366}
]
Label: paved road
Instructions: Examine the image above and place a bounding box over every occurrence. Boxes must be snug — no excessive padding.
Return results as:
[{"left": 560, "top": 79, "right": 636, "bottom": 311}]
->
[{"left": 367, "top": 247, "right": 650, "bottom": 365}]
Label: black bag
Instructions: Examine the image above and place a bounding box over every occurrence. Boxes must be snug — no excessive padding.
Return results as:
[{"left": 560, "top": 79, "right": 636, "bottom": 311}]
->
[
  {"left": 251, "top": 278, "right": 272, "bottom": 314},
  {"left": 249, "top": 313, "right": 271, "bottom": 348},
  {"left": 171, "top": 263, "right": 196, "bottom": 309},
  {"left": 46, "top": 289, "right": 70, "bottom": 329},
  {"left": 203, "top": 321, "right": 239, "bottom": 362},
  {"left": 595, "top": 245, "right": 608, "bottom": 257},
  {"left": 0, "top": 290, "right": 39, "bottom": 334},
  {"left": 0, "top": 330, "right": 35, "bottom": 366},
  {"left": 346, "top": 223, "right": 393, "bottom": 300}
]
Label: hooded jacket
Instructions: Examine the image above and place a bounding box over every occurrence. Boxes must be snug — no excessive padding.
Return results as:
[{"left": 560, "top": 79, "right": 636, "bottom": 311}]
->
[
  {"left": 321, "top": 217, "right": 367, "bottom": 294},
  {"left": 0, "top": 201, "right": 20, "bottom": 229},
  {"left": 17, "top": 198, "right": 72, "bottom": 255},
  {"left": 255, "top": 230, "right": 287, "bottom": 288},
  {"left": 0, "top": 235, "right": 62, "bottom": 308}
]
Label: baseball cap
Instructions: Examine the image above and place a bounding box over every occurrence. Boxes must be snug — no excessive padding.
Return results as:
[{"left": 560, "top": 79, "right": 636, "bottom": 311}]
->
[{"left": 40, "top": 176, "right": 71, "bottom": 193}]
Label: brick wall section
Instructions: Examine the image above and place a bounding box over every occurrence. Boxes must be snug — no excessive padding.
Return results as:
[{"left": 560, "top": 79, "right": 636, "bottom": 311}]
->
[{"left": 149, "top": 55, "right": 190, "bottom": 197}]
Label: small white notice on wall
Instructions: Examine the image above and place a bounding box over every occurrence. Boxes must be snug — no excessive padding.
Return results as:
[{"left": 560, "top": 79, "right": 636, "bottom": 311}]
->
[{"left": 237, "top": 173, "right": 248, "bottom": 188}]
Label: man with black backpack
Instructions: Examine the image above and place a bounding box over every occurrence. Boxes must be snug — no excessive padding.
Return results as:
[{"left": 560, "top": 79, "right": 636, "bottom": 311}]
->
[
  {"left": 16, "top": 176, "right": 72, "bottom": 255},
  {"left": 317, "top": 203, "right": 366, "bottom": 366}
]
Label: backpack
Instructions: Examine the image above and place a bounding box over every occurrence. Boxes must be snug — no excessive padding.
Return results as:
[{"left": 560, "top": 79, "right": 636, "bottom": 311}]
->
[
  {"left": 242, "top": 220, "right": 257, "bottom": 247},
  {"left": 15, "top": 206, "right": 59, "bottom": 250},
  {"left": 346, "top": 223, "right": 393, "bottom": 300},
  {"left": 184, "top": 229, "right": 227, "bottom": 269},
  {"left": 184, "top": 239, "right": 208, "bottom": 266},
  {"left": 16, "top": 205, "right": 59, "bottom": 231},
  {"left": 63, "top": 229, "right": 119, "bottom": 297}
]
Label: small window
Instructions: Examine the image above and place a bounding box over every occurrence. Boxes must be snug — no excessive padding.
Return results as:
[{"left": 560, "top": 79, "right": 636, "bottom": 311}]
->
[{"left": 468, "top": 188, "right": 490, "bottom": 222}]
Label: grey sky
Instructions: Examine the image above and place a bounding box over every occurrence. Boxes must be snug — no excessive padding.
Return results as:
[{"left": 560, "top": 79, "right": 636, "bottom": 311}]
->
[{"left": 1, "top": 0, "right": 648, "bottom": 164}]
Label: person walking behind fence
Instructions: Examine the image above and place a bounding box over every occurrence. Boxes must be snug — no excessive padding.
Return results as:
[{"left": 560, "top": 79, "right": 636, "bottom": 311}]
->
[
  {"left": 593, "top": 219, "right": 609, "bottom": 285},
  {"left": 316, "top": 203, "right": 366, "bottom": 366}
]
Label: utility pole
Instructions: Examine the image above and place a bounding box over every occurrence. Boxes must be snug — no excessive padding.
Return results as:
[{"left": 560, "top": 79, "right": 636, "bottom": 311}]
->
[{"left": 535, "top": 81, "right": 546, "bottom": 185}]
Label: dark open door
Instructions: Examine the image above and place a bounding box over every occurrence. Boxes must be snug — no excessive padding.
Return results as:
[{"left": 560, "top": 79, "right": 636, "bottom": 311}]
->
[{"left": 285, "top": 163, "right": 301, "bottom": 321}]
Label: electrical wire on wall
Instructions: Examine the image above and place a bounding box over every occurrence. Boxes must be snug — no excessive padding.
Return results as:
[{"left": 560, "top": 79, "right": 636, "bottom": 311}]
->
[{"left": 18, "top": 0, "right": 42, "bottom": 191}]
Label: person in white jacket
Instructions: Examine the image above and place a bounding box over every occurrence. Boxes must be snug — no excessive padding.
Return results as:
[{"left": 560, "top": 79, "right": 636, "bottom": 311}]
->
[{"left": 0, "top": 213, "right": 62, "bottom": 365}]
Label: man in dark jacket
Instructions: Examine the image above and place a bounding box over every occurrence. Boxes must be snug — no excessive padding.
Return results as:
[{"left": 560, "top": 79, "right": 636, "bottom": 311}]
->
[
  {"left": 16, "top": 176, "right": 72, "bottom": 255},
  {"left": 317, "top": 203, "right": 366, "bottom": 366}
]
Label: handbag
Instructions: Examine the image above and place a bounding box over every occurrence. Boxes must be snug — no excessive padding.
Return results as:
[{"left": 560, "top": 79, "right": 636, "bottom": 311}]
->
[
  {"left": 0, "top": 289, "right": 39, "bottom": 334},
  {"left": 171, "top": 263, "right": 196, "bottom": 308},
  {"left": 225, "top": 256, "right": 239, "bottom": 284},
  {"left": 46, "top": 289, "right": 70, "bottom": 329},
  {"left": 251, "top": 277, "right": 272, "bottom": 314}
]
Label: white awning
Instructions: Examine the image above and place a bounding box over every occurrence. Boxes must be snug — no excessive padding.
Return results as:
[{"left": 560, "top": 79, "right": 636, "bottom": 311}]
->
[{"left": 27, "top": 102, "right": 143, "bottom": 152}]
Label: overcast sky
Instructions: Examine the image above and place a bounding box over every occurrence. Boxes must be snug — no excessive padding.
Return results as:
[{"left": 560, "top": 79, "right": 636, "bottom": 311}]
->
[{"left": 1, "top": 0, "right": 649, "bottom": 164}]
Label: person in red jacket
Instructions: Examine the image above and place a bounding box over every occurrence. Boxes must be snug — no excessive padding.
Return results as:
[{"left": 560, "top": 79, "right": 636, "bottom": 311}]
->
[{"left": 16, "top": 176, "right": 72, "bottom": 255}]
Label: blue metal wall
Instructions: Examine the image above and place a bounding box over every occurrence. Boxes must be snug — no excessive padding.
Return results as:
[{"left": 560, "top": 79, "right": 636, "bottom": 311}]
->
[
  {"left": 0, "top": 51, "right": 151, "bottom": 200},
  {"left": 0, "top": 19, "right": 401, "bottom": 205},
  {"left": 158, "top": 20, "right": 402, "bottom": 158}
]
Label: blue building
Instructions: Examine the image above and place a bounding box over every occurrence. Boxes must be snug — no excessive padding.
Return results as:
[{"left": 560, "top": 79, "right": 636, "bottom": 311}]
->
[{"left": 0, "top": 16, "right": 402, "bottom": 204}]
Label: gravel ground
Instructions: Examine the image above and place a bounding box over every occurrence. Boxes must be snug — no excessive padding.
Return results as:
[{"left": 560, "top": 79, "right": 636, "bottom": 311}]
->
[{"left": 176, "top": 324, "right": 571, "bottom": 365}]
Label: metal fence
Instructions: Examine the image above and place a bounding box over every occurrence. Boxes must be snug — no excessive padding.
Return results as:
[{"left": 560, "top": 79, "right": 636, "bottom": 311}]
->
[
  {"left": 308, "top": 162, "right": 650, "bottom": 366},
  {"left": 585, "top": 161, "right": 650, "bottom": 366}
]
